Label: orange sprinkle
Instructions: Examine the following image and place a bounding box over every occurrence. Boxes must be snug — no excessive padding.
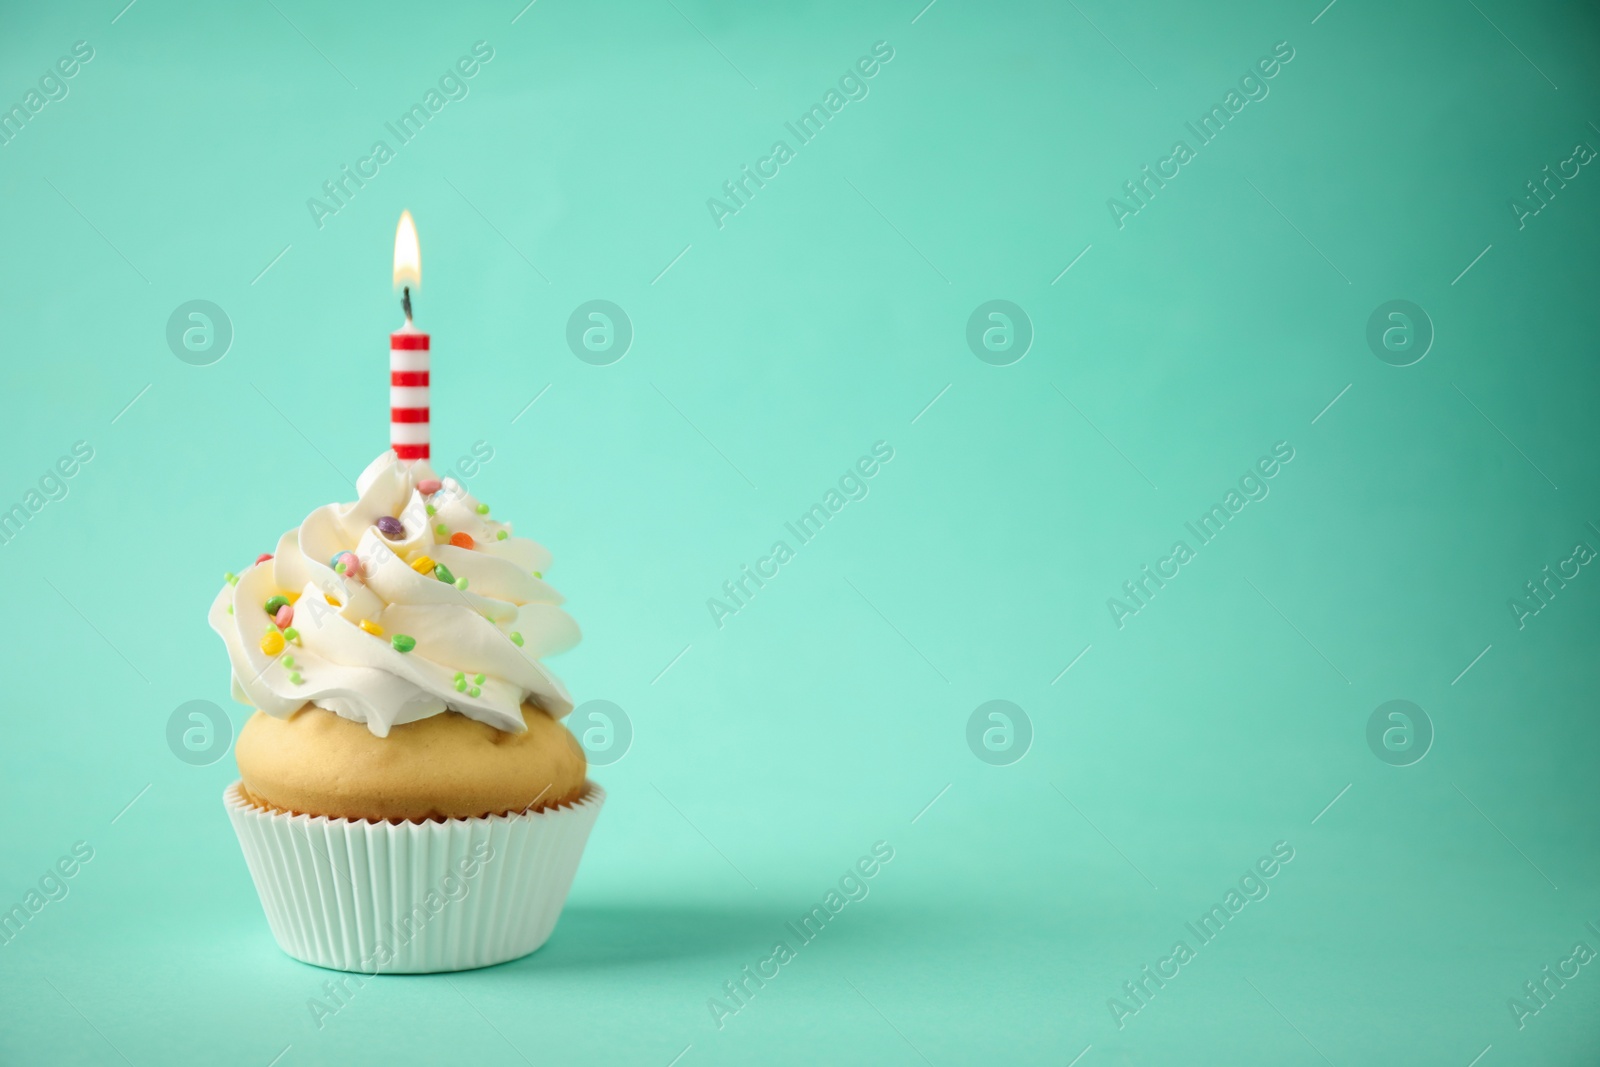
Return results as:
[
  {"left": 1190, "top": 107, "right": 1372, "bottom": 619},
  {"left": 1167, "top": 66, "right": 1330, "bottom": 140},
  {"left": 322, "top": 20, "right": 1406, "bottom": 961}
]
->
[{"left": 449, "top": 532, "right": 475, "bottom": 550}]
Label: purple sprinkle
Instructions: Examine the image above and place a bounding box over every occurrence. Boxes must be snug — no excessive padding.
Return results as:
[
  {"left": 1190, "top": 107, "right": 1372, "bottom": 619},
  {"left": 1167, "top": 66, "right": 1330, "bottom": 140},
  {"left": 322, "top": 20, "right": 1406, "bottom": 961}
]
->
[{"left": 375, "top": 516, "right": 405, "bottom": 540}]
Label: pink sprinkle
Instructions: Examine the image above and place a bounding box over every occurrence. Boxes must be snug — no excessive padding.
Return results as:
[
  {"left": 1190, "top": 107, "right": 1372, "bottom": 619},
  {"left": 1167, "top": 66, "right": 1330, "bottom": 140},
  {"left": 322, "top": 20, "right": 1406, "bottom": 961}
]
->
[
  {"left": 274, "top": 604, "right": 293, "bottom": 627},
  {"left": 417, "top": 478, "right": 442, "bottom": 495},
  {"left": 342, "top": 553, "right": 364, "bottom": 579},
  {"left": 256, "top": 553, "right": 273, "bottom": 565}
]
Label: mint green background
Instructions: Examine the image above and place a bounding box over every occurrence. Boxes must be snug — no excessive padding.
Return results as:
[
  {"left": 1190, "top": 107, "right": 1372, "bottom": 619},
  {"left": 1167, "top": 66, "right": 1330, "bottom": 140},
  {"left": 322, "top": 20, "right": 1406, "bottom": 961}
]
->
[{"left": 3, "top": 0, "right": 1599, "bottom": 1063}]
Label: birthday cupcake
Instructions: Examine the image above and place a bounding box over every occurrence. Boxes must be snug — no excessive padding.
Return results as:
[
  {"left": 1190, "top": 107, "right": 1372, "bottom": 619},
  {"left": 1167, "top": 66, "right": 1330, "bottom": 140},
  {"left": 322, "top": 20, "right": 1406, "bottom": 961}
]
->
[{"left": 214, "top": 449, "right": 603, "bottom": 973}]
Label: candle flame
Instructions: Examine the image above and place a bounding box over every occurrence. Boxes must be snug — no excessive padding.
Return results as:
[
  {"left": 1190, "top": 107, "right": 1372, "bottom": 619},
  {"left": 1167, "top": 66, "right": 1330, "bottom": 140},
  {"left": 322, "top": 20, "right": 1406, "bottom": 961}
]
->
[{"left": 393, "top": 210, "right": 421, "bottom": 291}]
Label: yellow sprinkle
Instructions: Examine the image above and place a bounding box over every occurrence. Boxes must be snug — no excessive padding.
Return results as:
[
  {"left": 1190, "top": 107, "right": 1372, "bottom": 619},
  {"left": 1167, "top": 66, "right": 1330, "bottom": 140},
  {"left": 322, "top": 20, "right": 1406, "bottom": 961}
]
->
[
  {"left": 411, "top": 555, "right": 436, "bottom": 575},
  {"left": 260, "top": 631, "right": 286, "bottom": 656},
  {"left": 326, "top": 596, "right": 341, "bottom": 608},
  {"left": 286, "top": 592, "right": 301, "bottom": 604},
  {"left": 359, "top": 619, "right": 383, "bottom": 637}
]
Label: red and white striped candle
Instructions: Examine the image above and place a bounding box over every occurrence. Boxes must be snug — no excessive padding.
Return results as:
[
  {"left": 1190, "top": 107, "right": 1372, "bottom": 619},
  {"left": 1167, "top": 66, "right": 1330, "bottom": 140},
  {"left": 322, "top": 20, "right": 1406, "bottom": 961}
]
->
[
  {"left": 390, "top": 324, "right": 429, "bottom": 461},
  {"left": 391, "top": 210, "right": 428, "bottom": 462}
]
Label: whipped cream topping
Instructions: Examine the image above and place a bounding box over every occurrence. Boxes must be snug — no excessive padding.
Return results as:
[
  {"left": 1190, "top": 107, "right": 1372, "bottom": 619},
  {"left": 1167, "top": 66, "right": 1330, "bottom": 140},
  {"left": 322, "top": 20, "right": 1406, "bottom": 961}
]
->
[{"left": 209, "top": 451, "right": 579, "bottom": 736}]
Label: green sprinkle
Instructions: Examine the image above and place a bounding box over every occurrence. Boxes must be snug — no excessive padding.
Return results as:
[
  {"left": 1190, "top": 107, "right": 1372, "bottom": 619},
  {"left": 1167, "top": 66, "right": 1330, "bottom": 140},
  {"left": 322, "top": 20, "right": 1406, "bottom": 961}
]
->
[
  {"left": 289, "top": 671, "right": 303, "bottom": 685},
  {"left": 425, "top": 504, "right": 436, "bottom": 516},
  {"left": 435, "top": 564, "right": 456, "bottom": 585},
  {"left": 391, "top": 634, "right": 416, "bottom": 653},
  {"left": 509, "top": 632, "right": 524, "bottom": 647},
  {"left": 474, "top": 673, "right": 485, "bottom": 684},
  {"left": 283, "top": 627, "right": 300, "bottom": 643},
  {"left": 454, "top": 677, "right": 467, "bottom": 692},
  {"left": 226, "top": 604, "right": 233, "bottom": 615},
  {"left": 533, "top": 571, "right": 542, "bottom": 579},
  {"left": 455, "top": 577, "right": 468, "bottom": 590},
  {"left": 282, "top": 654, "right": 295, "bottom": 668},
  {"left": 435, "top": 524, "right": 448, "bottom": 537},
  {"left": 264, "top": 595, "right": 289, "bottom": 617},
  {"left": 468, "top": 686, "right": 481, "bottom": 698},
  {"left": 476, "top": 503, "right": 489, "bottom": 515},
  {"left": 496, "top": 530, "right": 508, "bottom": 541},
  {"left": 334, "top": 560, "right": 346, "bottom": 573},
  {"left": 224, "top": 572, "right": 238, "bottom": 586},
  {"left": 454, "top": 670, "right": 465, "bottom": 681}
]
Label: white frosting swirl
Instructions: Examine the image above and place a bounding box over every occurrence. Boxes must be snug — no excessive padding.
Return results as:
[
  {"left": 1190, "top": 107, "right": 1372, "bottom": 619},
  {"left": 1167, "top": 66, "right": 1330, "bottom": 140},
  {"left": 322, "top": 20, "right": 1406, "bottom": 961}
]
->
[{"left": 209, "top": 451, "right": 580, "bottom": 736}]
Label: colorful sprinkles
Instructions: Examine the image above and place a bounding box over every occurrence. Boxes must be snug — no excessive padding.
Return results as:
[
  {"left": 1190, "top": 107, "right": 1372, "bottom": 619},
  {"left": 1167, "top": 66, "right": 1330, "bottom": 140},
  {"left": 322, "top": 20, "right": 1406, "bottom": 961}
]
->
[{"left": 225, "top": 480, "right": 546, "bottom": 713}]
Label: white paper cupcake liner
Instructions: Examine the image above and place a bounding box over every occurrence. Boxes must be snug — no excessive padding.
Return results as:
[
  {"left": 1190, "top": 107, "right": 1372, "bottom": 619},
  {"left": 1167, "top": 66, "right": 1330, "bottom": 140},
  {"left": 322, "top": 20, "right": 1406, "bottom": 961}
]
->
[{"left": 224, "top": 781, "right": 604, "bottom": 973}]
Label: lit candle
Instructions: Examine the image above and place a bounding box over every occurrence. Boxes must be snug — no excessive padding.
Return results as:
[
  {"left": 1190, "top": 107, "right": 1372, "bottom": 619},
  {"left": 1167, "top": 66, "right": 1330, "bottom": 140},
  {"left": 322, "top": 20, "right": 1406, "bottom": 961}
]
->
[{"left": 390, "top": 210, "right": 430, "bottom": 462}]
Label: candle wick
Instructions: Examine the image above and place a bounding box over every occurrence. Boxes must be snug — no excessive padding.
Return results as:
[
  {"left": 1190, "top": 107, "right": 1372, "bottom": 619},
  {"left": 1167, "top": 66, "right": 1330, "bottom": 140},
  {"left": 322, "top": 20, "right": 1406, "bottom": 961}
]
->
[{"left": 401, "top": 286, "right": 413, "bottom": 323}]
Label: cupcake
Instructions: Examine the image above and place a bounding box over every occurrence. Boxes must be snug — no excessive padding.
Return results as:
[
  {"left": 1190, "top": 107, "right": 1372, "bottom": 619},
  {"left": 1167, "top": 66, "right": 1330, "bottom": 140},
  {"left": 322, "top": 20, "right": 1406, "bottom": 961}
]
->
[{"left": 213, "top": 450, "right": 603, "bottom": 973}]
